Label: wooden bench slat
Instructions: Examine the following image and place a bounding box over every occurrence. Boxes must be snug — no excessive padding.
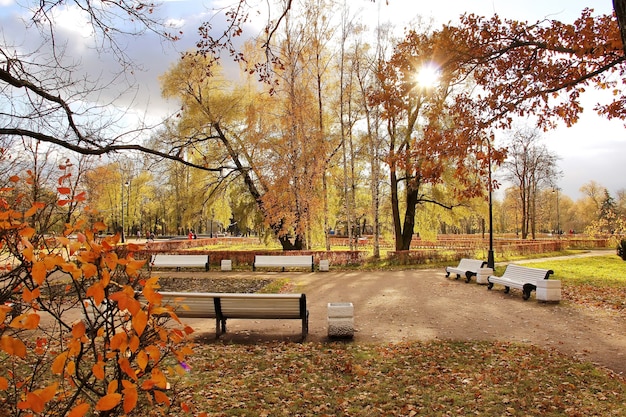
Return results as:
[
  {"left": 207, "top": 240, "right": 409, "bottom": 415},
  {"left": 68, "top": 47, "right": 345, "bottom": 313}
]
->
[{"left": 150, "top": 291, "right": 308, "bottom": 340}]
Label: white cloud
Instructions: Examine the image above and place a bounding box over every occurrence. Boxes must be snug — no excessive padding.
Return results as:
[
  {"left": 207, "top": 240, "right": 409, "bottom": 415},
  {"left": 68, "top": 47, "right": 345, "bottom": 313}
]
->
[
  {"left": 50, "top": 4, "right": 94, "bottom": 38},
  {"left": 165, "top": 18, "right": 186, "bottom": 29}
]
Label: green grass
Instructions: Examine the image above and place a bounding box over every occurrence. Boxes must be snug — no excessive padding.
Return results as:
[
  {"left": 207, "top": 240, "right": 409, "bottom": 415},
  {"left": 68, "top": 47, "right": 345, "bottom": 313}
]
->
[
  {"left": 498, "top": 255, "right": 626, "bottom": 314},
  {"left": 172, "top": 340, "right": 626, "bottom": 416},
  {"left": 519, "top": 256, "right": 626, "bottom": 287}
]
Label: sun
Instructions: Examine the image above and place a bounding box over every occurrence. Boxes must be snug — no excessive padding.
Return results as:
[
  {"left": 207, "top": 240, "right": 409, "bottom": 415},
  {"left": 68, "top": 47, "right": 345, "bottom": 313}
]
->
[{"left": 415, "top": 64, "right": 441, "bottom": 88}]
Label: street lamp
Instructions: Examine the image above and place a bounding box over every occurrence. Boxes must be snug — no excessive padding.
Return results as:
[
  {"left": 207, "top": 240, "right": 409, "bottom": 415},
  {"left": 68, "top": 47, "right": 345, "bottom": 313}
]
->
[
  {"left": 210, "top": 209, "right": 215, "bottom": 238},
  {"left": 121, "top": 180, "right": 129, "bottom": 243},
  {"left": 487, "top": 137, "right": 495, "bottom": 269}
]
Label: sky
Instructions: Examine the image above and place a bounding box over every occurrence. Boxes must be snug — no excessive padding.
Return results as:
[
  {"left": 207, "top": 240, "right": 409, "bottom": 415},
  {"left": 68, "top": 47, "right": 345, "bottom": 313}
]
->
[{"left": 0, "top": 0, "right": 622, "bottom": 200}]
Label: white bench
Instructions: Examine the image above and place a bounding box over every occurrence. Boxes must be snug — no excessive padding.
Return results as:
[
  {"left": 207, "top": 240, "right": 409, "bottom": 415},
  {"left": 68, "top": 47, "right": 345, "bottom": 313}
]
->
[
  {"left": 154, "top": 292, "right": 309, "bottom": 340},
  {"left": 253, "top": 255, "right": 314, "bottom": 272},
  {"left": 445, "top": 258, "right": 487, "bottom": 283},
  {"left": 150, "top": 254, "right": 210, "bottom": 271},
  {"left": 487, "top": 264, "right": 554, "bottom": 300}
]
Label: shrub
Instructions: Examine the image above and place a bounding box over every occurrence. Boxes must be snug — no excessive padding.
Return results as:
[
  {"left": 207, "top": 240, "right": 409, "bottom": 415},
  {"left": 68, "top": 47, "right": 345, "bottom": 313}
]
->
[{"left": 0, "top": 174, "right": 195, "bottom": 416}]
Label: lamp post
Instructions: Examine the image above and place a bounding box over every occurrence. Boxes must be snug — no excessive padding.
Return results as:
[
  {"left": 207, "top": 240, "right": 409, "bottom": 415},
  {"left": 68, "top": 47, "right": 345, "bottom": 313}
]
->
[
  {"left": 210, "top": 209, "right": 215, "bottom": 238},
  {"left": 487, "top": 138, "right": 495, "bottom": 269}
]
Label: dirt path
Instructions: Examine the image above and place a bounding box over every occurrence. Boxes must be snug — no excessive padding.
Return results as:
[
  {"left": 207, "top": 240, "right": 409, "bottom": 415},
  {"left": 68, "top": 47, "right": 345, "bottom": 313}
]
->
[{"left": 183, "top": 253, "right": 626, "bottom": 376}]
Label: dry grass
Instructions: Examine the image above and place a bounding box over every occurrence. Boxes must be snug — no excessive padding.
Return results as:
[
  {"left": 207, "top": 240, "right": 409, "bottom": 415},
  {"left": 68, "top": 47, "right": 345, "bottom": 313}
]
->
[{"left": 170, "top": 340, "right": 626, "bottom": 416}]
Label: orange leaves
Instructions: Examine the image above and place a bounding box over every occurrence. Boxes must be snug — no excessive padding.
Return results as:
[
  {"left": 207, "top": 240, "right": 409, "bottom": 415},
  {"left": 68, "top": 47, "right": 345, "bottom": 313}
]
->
[
  {"left": 137, "top": 349, "right": 150, "bottom": 371},
  {"left": 86, "top": 282, "right": 105, "bottom": 306},
  {"left": 118, "top": 357, "right": 138, "bottom": 381},
  {"left": 95, "top": 393, "right": 122, "bottom": 411},
  {"left": 0, "top": 306, "right": 8, "bottom": 324},
  {"left": 68, "top": 403, "right": 90, "bottom": 417},
  {"left": 122, "top": 381, "right": 138, "bottom": 413},
  {"left": 124, "top": 257, "right": 147, "bottom": 277},
  {"left": 1, "top": 335, "right": 27, "bottom": 357},
  {"left": 22, "top": 286, "right": 41, "bottom": 302},
  {"left": 19, "top": 226, "right": 36, "bottom": 239},
  {"left": 110, "top": 332, "right": 129, "bottom": 352},
  {"left": 154, "top": 389, "right": 171, "bottom": 406},
  {"left": 132, "top": 310, "right": 148, "bottom": 336},
  {"left": 92, "top": 361, "right": 106, "bottom": 381},
  {"left": 31, "top": 260, "right": 47, "bottom": 286},
  {"left": 17, "top": 383, "right": 58, "bottom": 413},
  {"left": 81, "top": 262, "right": 98, "bottom": 279},
  {"left": 93, "top": 221, "right": 107, "bottom": 233},
  {"left": 10, "top": 312, "right": 40, "bottom": 330},
  {"left": 72, "top": 321, "right": 86, "bottom": 339},
  {"left": 51, "top": 351, "right": 70, "bottom": 375},
  {"left": 109, "top": 286, "right": 141, "bottom": 315},
  {"left": 145, "top": 345, "right": 162, "bottom": 363},
  {"left": 141, "top": 368, "right": 168, "bottom": 391},
  {"left": 104, "top": 251, "right": 120, "bottom": 270},
  {"left": 0, "top": 171, "right": 198, "bottom": 417},
  {"left": 61, "top": 261, "right": 82, "bottom": 280}
]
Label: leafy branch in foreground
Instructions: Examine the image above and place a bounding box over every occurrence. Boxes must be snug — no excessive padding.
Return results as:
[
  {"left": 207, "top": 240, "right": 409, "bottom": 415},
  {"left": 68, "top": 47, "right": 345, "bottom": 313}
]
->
[{"left": 0, "top": 172, "right": 195, "bottom": 416}]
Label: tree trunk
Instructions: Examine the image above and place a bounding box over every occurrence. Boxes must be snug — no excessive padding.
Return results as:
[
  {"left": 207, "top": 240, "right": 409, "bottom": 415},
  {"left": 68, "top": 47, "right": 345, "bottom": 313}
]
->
[
  {"left": 214, "top": 123, "right": 306, "bottom": 251},
  {"left": 614, "top": 0, "right": 626, "bottom": 53},
  {"left": 398, "top": 186, "right": 419, "bottom": 251},
  {"left": 390, "top": 167, "right": 402, "bottom": 251}
]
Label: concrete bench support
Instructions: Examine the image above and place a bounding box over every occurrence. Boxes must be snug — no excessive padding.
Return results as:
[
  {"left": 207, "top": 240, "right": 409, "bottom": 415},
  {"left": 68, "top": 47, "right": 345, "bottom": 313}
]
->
[
  {"left": 319, "top": 260, "right": 330, "bottom": 272},
  {"left": 476, "top": 267, "right": 493, "bottom": 285},
  {"left": 536, "top": 279, "right": 561, "bottom": 303},
  {"left": 221, "top": 260, "right": 232, "bottom": 271}
]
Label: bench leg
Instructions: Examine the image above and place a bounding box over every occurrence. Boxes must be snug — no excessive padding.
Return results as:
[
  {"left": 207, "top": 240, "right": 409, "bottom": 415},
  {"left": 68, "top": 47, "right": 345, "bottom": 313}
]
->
[
  {"left": 301, "top": 312, "right": 309, "bottom": 342},
  {"left": 445, "top": 271, "right": 450, "bottom": 278},
  {"left": 465, "top": 272, "right": 475, "bottom": 283},
  {"left": 522, "top": 284, "right": 536, "bottom": 301},
  {"left": 215, "top": 318, "right": 227, "bottom": 338},
  {"left": 504, "top": 286, "right": 510, "bottom": 294}
]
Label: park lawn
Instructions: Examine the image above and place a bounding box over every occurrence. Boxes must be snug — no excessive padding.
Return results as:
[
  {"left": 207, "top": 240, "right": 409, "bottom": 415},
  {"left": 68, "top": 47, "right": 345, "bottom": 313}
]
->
[
  {"left": 172, "top": 340, "right": 626, "bottom": 417},
  {"left": 520, "top": 255, "right": 626, "bottom": 287},
  {"left": 517, "top": 256, "right": 626, "bottom": 314}
]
